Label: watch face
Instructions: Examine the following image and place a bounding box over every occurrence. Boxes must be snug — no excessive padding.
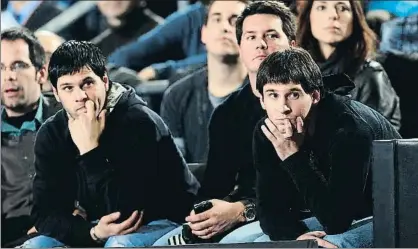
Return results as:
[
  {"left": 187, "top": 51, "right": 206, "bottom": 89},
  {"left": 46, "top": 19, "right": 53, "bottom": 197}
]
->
[{"left": 245, "top": 207, "right": 256, "bottom": 221}]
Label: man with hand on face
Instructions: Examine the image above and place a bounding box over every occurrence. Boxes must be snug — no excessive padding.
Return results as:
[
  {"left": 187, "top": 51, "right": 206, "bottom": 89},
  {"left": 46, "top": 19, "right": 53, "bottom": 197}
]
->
[
  {"left": 252, "top": 48, "right": 401, "bottom": 248},
  {"left": 20, "top": 40, "right": 199, "bottom": 248},
  {"left": 153, "top": 1, "right": 299, "bottom": 245}
]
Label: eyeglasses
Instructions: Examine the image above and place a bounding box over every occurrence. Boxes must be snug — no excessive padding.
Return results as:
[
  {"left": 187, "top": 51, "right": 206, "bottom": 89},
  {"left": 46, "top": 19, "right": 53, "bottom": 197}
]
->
[{"left": 1, "top": 61, "right": 32, "bottom": 72}]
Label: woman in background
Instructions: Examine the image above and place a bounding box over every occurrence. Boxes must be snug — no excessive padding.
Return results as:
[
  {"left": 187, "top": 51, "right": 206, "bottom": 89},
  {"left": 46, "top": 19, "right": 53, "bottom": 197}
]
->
[{"left": 297, "top": 0, "right": 401, "bottom": 130}]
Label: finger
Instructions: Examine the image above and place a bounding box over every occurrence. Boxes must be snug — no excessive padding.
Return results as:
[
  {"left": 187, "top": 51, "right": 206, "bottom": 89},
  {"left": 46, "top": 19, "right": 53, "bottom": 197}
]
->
[
  {"left": 120, "top": 211, "right": 143, "bottom": 235},
  {"left": 261, "top": 125, "right": 277, "bottom": 144},
  {"left": 117, "top": 211, "right": 139, "bottom": 231},
  {"left": 297, "top": 235, "right": 316, "bottom": 241},
  {"left": 296, "top": 116, "right": 304, "bottom": 134},
  {"left": 27, "top": 226, "right": 37, "bottom": 235},
  {"left": 185, "top": 211, "right": 210, "bottom": 223},
  {"left": 308, "top": 231, "right": 326, "bottom": 238},
  {"left": 191, "top": 226, "right": 213, "bottom": 236},
  {"left": 314, "top": 238, "right": 338, "bottom": 248},
  {"left": 67, "top": 112, "right": 75, "bottom": 122},
  {"left": 101, "top": 212, "right": 121, "bottom": 224},
  {"left": 282, "top": 119, "right": 293, "bottom": 139},
  {"left": 264, "top": 118, "right": 279, "bottom": 138},
  {"left": 98, "top": 109, "right": 107, "bottom": 130},
  {"left": 189, "top": 218, "right": 214, "bottom": 231},
  {"left": 198, "top": 231, "right": 218, "bottom": 240},
  {"left": 85, "top": 100, "right": 95, "bottom": 118}
]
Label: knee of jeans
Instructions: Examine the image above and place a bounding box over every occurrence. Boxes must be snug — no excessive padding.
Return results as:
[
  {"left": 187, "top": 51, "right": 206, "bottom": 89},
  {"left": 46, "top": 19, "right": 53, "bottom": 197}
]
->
[
  {"left": 21, "top": 235, "right": 64, "bottom": 248},
  {"left": 105, "top": 235, "right": 137, "bottom": 248}
]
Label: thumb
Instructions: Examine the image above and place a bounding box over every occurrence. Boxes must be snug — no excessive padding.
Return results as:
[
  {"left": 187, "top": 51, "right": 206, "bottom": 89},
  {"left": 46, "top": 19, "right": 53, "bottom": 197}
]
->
[
  {"left": 102, "top": 211, "right": 120, "bottom": 224},
  {"left": 296, "top": 116, "right": 304, "bottom": 134},
  {"left": 98, "top": 109, "right": 107, "bottom": 130}
]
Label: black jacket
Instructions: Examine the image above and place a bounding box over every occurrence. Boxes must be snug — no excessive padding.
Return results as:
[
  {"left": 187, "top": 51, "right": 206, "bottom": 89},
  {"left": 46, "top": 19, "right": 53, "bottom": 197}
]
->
[
  {"left": 198, "top": 81, "right": 263, "bottom": 205},
  {"left": 160, "top": 67, "right": 213, "bottom": 163},
  {"left": 254, "top": 93, "right": 401, "bottom": 240},
  {"left": 31, "top": 84, "right": 199, "bottom": 246},
  {"left": 351, "top": 59, "right": 401, "bottom": 130},
  {"left": 318, "top": 49, "right": 401, "bottom": 130}
]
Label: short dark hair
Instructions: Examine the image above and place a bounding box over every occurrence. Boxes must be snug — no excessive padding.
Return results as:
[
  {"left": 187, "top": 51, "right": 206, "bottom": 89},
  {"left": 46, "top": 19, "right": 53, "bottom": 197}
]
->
[
  {"left": 49, "top": 40, "right": 107, "bottom": 88},
  {"left": 1, "top": 27, "right": 45, "bottom": 71},
  {"left": 204, "top": 0, "right": 249, "bottom": 25},
  {"left": 235, "top": 0, "right": 296, "bottom": 45},
  {"left": 256, "top": 47, "right": 324, "bottom": 96}
]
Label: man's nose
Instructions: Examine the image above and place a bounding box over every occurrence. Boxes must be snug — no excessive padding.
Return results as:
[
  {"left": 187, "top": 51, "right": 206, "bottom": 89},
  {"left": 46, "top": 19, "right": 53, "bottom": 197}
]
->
[
  {"left": 74, "top": 88, "right": 88, "bottom": 102},
  {"left": 256, "top": 38, "right": 268, "bottom": 50}
]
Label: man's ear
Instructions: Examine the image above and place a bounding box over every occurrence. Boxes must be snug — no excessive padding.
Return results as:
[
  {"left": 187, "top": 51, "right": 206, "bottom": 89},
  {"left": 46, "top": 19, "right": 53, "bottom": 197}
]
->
[
  {"left": 52, "top": 87, "right": 60, "bottom": 103},
  {"left": 290, "top": 40, "right": 297, "bottom": 47},
  {"left": 259, "top": 95, "right": 266, "bottom": 110},
  {"left": 36, "top": 66, "right": 47, "bottom": 86},
  {"left": 312, "top": 90, "right": 321, "bottom": 105},
  {"left": 103, "top": 74, "right": 109, "bottom": 91},
  {"left": 201, "top": 24, "right": 208, "bottom": 45}
]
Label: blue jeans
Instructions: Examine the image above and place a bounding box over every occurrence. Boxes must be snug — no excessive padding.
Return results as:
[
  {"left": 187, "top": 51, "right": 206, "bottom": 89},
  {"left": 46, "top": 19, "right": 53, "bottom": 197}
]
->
[
  {"left": 255, "top": 217, "right": 373, "bottom": 248},
  {"left": 152, "top": 221, "right": 265, "bottom": 246},
  {"left": 20, "top": 219, "right": 179, "bottom": 248}
]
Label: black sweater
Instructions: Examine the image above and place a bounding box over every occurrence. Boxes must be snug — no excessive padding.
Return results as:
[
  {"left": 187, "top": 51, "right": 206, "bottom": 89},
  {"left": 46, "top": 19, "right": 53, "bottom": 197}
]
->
[
  {"left": 31, "top": 85, "right": 199, "bottom": 246},
  {"left": 199, "top": 81, "right": 265, "bottom": 204},
  {"left": 254, "top": 93, "right": 401, "bottom": 240}
]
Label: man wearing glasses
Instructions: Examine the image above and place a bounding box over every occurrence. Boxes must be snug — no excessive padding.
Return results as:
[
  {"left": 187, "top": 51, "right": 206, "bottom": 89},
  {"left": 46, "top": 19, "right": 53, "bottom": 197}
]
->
[{"left": 1, "top": 27, "right": 60, "bottom": 247}]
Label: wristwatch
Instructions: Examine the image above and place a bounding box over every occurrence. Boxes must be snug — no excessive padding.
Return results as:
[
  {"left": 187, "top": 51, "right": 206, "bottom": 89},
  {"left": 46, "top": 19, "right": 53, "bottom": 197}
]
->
[{"left": 241, "top": 201, "right": 256, "bottom": 222}]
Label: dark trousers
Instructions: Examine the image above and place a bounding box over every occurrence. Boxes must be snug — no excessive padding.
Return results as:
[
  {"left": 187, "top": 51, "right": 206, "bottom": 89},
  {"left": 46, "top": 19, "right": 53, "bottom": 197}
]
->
[{"left": 2, "top": 215, "right": 32, "bottom": 247}]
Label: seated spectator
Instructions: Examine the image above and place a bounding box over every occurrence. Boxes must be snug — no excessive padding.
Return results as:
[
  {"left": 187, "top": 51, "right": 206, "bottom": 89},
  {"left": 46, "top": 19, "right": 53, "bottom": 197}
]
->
[
  {"left": 84, "top": 0, "right": 161, "bottom": 57},
  {"left": 34, "top": 30, "right": 65, "bottom": 94},
  {"left": 253, "top": 48, "right": 401, "bottom": 248},
  {"left": 20, "top": 41, "right": 199, "bottom": 248},
  {"left": 297, "top": 0, "right": 401, "bottom": 130},
  {"left": 1, "top": 28, "right": 61, "bottom": 247},
  {"left": 107, "top": 1, "right": 207, "bottom": 81},
  {"left": 153, "top": 1, "right": 297, "bottom": 245},
  {"left": 377, "top": 14, "right": 418, "bottom": 138},
  {"left": 5, "top": 1, "right": 63, "bottom": 31},
  {"left": 160, "top": 0, "right": 247, "bottom": 163}
]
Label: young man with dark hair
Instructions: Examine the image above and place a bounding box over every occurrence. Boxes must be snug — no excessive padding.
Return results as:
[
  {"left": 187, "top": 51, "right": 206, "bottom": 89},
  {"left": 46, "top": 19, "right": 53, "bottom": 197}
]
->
[
  {"left": 153, "top": 1, "right": 298, "bottom": 246},
  {"left": 160, "top": 0, "right": 248, "bottom": 163},
  {"left": 1, "top": 27, "right": 61, "bottom": 247},
  {"left": 20, "top": 40, "right": 199, "bottom": 248},
  {"left": 253, "top": 48, "right": 401, "bottom": 248}
]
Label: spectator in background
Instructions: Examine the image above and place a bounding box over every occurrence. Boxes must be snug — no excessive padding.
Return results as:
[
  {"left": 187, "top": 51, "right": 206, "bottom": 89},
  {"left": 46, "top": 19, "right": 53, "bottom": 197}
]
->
[
  {"left": 34, "top": 30, "right": 65, "bottom": 94},
  {"left": 83, "top": 0, "right": 161, "bottom": 57},
  {"left": 107, "top": 1, "right": 207, "bottom": 81},
  {"left": 20, "top": 40, "right": 199, "bottom": 248},
  {"left": 159, "top": 0, "right": 247, "bottom": 163},
  {"left": 297, "top": 0, "right": 401, "bottom": 130},
  {"left": 376, "top": 14, "right": 418, "bottom": 138},
  {"left": 5, "top": 1, "right": 63, "bottom": 31},
  {"left": 1, "top": 28, "right": 60, "bottom": 247}
]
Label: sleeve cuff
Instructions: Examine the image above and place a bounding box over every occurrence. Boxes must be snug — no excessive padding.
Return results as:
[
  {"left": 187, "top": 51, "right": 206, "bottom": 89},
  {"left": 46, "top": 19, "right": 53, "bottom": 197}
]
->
[
  {"left": 150, "top": 63, "right": 171, "bottom": 80},
  {"left": 77, "top": 147, "right": 113, "bottom": 175},
  {"left": 280, "top": 150, "right": 314, "bottom": 181}
]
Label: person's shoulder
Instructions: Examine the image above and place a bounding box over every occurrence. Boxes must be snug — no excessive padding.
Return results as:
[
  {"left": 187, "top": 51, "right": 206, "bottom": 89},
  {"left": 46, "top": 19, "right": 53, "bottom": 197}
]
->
[
  {"left": 360, "top": 58, "right": 385, "bottom": 72},
  {"left": 164, "top": 66, "right": 208, "bottom": 100},
  {"left": 209, "top": 82, "right": 250, "bottom": 128},
  {"left": 35, "top": 109, "right": 66, "bottom": 146},
  {"left": 123, "top": 97, "right": 171, "bottom": 139}
]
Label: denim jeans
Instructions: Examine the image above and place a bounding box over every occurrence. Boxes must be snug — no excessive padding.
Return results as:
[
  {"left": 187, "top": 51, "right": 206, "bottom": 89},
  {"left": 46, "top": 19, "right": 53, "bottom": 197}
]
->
[
  {"left": 254, "top": 216, "right": 373, "bottom": 248},
  {"left": 20, "top": 219, "right": 179, "bottom": 248},
  {"left": 152, "top": 221, "right": 265, "bottom": 246}
]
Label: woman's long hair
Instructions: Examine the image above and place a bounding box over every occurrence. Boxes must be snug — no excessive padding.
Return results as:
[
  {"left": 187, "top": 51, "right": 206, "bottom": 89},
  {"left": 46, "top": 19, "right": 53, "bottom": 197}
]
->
[{"left": 296, "top": 0, "right": 376, "bottom": 63}]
